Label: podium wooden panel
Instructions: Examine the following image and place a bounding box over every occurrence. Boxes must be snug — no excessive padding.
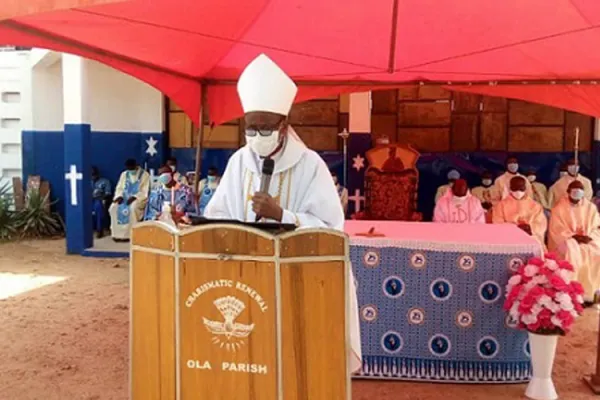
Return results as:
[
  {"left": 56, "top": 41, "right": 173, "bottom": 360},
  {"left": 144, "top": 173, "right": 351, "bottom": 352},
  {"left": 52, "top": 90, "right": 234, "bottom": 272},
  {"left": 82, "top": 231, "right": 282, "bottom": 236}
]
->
[{"left": 130, "top": 222, "right": 351, "bottom": 400}]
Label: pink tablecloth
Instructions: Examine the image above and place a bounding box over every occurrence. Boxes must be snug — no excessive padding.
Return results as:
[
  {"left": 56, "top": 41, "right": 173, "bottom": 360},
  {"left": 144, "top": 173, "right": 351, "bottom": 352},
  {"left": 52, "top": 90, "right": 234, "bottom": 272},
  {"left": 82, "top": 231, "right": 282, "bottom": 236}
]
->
[{"left": 345, "top": 221, "right": 542, "bottom": 255}]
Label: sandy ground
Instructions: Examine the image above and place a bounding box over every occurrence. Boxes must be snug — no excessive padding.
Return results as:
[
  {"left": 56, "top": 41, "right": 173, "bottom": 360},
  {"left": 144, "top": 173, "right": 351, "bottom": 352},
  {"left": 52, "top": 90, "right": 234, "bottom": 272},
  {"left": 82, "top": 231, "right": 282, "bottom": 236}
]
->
[{"left": 0, "top": 240, "right": 598, "bottom": 400}]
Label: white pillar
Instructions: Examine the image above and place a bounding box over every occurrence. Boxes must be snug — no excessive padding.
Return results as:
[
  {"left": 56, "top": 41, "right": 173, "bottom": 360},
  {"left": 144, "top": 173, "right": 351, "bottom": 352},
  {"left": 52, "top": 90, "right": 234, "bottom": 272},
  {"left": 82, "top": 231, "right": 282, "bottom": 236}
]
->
[{"left": 349, "top": 92, "right": 371, "bottom": 133}]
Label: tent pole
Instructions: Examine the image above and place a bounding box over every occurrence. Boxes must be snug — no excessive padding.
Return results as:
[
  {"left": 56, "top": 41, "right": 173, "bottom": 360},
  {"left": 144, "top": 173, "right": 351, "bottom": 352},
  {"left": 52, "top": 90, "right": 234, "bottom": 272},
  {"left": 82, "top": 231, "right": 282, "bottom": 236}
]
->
[{"left": 193, "top": 85, "right": 207, "bottom": 214}]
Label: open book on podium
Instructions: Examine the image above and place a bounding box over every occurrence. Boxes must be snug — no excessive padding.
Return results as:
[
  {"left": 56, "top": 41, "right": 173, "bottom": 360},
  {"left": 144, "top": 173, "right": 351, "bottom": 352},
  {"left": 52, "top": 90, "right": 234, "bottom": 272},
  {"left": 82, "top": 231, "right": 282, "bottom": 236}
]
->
[{"left": 130, "top": 220, "right": 353, "bottom": 400}]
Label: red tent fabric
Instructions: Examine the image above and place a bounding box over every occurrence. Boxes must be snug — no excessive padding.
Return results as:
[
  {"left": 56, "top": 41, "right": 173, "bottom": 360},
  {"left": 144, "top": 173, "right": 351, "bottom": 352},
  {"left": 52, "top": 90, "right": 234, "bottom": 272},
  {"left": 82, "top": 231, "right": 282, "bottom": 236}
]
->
[{"left": 2, "top": 0, "right": 600, "bottom": 124}]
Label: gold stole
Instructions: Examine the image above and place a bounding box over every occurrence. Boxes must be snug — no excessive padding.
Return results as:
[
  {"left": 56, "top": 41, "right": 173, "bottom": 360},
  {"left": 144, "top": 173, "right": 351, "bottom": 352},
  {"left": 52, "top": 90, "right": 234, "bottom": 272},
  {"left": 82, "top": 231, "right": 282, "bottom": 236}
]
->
[{"left": 243, "top": 169, "right": 292, "bottom": 221}]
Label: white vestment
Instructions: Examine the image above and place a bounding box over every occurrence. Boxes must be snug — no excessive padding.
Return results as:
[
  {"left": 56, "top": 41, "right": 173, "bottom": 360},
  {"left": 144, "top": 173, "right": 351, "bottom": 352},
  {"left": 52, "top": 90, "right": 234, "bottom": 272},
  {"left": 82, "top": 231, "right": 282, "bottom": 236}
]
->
[
  {"left": 493, "top": 172, "right": 533, "bottom": 202},
  {"left": 433, "top": 191, "right": 486, "bottom": 224},
  {"left": 547, "top": 174, "right": 593, "bottom": 208},
  {"left": 108, "top": 168, "right": 150, "bottom": 239},
  {"left": 204, "top": 129, "right": 362, "bottom": 372}
]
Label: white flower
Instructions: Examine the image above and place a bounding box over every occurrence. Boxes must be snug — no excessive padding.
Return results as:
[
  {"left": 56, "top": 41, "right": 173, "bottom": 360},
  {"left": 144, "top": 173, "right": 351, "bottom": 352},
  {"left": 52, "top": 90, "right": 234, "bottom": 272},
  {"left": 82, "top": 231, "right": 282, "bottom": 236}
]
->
[
  {"left": 531, "top": 303, "right": 543, "bottom": 316},
  {"left": 546, "top": 259, "right": 559, "bottom": 271},
  {"left": 508, "top": 275, "right": 522, "bottom": 286},
  {"left": 570, "top": 310, "right": 579, "bottom": 318},
  {"left": 576, "top": 295, "right": 584, "bottom": 304},
  {"left": 510, "top": 301, "right": 520, "bottom": 316},
  {"left": 524, "top": 264, "right": 539, "bottom": 277},
  {"left": 532, "top": 275, "right": 548, "bottom": 285},
  {"left": 522, "top": 313, "right": 538, "bottom": 325},
  {"left": 524, "top": 281, "right": 537, "bottom": 292},
  {"left": 557, "top": 268, "right": 573, "bottom": 283},
  {"left": 546, "top": 302, "right": 561, "bottom": 313},
  {"left": 556, "top": 292, "right": 574, "bottom": 311},
  {"left": 538, "top": 295, "right": 553, "bottom": 308},
  {"left": 551, "top": 316, "right": 563, "bottom": 328}
]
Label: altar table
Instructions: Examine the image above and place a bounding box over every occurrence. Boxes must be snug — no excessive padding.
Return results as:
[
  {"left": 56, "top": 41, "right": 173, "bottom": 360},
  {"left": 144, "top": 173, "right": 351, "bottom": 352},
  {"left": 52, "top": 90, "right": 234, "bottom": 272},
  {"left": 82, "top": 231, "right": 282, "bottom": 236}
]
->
[{"left": 346, "top": 221, "right": 542, "bottom": 383}]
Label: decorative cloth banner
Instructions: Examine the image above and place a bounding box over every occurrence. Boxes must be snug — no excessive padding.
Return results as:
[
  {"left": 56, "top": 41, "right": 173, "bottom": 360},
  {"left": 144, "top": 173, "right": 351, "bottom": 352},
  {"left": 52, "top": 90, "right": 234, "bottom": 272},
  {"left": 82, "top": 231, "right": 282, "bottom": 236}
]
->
[{"left": 350, "top": 237, "right": 537, "bottom": 383}]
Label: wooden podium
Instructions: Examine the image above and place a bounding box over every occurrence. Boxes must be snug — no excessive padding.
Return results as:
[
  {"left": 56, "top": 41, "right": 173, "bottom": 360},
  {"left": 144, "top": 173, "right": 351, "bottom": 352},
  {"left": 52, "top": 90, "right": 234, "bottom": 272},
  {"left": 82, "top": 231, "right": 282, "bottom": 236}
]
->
[{"left": 130, "top": 221, "right": 352, "bottom": 400}]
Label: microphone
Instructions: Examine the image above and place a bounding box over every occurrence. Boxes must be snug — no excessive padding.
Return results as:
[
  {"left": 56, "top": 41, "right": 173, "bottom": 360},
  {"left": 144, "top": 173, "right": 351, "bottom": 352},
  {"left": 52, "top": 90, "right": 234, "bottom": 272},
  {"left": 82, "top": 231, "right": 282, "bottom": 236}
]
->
[{"left": 255, "top": 158, "right": 275, "bottom": 222}]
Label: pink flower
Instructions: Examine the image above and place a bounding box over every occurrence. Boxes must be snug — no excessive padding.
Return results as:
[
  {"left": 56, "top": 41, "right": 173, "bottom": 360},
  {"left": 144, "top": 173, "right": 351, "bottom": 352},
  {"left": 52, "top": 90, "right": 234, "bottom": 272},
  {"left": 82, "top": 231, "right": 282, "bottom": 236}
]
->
[
  {"left": 558, "top": 260, "right": 574, "bottom": 271},
  {"left": 549, "top": 275, "right": 569, "bottom": 292},
  {"left": 529, "top": 257, "right": 545, "bottom": 266},
  {"left": 545, "top": 259, "right": 559, "bottom": 271},
  {"left": 527, "top": 320, "right": 542, "bottom": 332},
  {"left": 519, "top": 295, "right": 535, "bottom": 314},
  {"left": 570, "top": 281, "right": 585, "bottom": 296},
  {"left": 544, "top": 253, "right": 558, "bottom": 261},
  {"left": 557, "top": 310, "right": 575, "bottom": 331}
]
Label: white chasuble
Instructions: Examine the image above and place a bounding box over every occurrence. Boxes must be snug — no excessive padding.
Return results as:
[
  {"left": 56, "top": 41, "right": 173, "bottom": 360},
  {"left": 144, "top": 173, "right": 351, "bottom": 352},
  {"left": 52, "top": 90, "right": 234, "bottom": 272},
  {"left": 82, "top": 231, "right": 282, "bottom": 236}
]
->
[{"left": 204, "top": 129, "right": 362, "bottom": 372}]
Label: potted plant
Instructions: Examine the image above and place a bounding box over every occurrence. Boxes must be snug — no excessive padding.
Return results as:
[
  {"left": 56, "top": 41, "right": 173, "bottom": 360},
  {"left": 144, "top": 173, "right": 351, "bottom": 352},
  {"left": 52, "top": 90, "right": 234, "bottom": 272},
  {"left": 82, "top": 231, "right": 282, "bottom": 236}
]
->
[{"left": 504, "top": 254, "right": 585, "bottom": 400}]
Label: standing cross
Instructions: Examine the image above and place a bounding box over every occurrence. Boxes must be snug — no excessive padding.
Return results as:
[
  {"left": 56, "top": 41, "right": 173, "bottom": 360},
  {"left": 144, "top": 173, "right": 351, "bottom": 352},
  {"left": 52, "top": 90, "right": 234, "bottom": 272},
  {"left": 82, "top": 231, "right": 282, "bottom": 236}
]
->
[
  {"left": 348, "top": 189, "right": 365, "bottom": 212},
  {"left": 65, "top": 164, "right": 83, "bottom": 206}
]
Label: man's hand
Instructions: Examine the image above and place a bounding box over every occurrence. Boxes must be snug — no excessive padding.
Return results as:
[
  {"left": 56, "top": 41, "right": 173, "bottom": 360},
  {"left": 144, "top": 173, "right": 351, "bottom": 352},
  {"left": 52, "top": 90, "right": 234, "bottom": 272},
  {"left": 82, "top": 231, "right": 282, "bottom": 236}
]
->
[
  {"left": 113, "top": 196, "right": 124, "bottom": 204},
  {"left": 252, "top": 192, "right": 283, "bottom": 221},
  {"left": 126, "top": 196, "right": 137, "bottom": 206},
  {"left": 518, "top": 223, "right": 532, "bottom": 236},
  {"left": 573, "top": 234, "right": 593, "bottom": 244}
]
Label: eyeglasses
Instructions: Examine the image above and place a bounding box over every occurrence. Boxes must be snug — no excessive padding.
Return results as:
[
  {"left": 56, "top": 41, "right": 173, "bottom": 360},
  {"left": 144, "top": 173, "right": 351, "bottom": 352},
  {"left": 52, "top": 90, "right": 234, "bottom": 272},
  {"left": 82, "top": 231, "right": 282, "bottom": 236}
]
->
[
  {"left": 245, "top": 118, "right": 285, "bottom": 137},
  {"left": 245, "top": 128, "right": 278, "bottom": 137}
]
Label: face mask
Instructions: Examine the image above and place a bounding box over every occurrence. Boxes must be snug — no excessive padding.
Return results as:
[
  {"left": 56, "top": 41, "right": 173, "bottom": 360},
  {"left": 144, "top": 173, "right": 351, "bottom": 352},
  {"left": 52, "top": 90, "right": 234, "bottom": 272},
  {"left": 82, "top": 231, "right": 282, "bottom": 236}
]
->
[
  {"left": 207, "top": 175, "right": 216, "bottom": 183},
  {"left": 527, "top": 175, "right": 536, "bottom": 183},
  {"left": 511, "top": 190, "right": 525, "bottom": 200},
  {"left": 507, "top": 163, "right": 518, "bottom": 174},
  {"left": 568, "top": 165, "right": 579, "bottom": 176},
  {"left": 246, "top": 130, "right": 280, "bottom": 157},
  {"left": 158, "top": 173, "right": 172, "bottom": 185},
  {"left": 482, "top": 179, "right": 492, "bottom": 187},
  {"left": 570, "top": 189, "right": 585, "bottom": 201},
  {"left": 169, "top": 165, "right": 176, "bottom": 172},
  {"left": 560, "top": 171, "right": 567, "bottom": 178}
]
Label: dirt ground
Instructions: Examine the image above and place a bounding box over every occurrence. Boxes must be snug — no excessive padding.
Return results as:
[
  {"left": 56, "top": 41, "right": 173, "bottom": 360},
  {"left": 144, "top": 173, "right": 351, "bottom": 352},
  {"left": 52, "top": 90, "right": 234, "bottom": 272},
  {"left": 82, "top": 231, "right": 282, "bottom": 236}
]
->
[{"left": 0, "top": 240, "right": 598, "bottom": 400}]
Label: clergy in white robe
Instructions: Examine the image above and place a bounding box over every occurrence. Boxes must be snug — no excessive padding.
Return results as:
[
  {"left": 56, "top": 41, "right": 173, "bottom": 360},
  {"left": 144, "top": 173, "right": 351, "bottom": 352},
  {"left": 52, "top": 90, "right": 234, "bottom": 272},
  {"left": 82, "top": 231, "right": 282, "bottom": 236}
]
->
[
  {"left": 203, "top": 53, "right": 362, "bottom": 372},
  {"left": 526, "top": 169, "right": 550, "bottom": 209},
  {"left": 493, "top": 156, "right": 533, "bottom": 202},
  {"left": 433, "top": 179, "right": 485, "bottom": 224},
  {"left": 331, "top": 170, "right": 349, "bottom": 214},
  {"left": 492, "top": 176, "right": 547, "bottom": 250},
  {"left": 547, "top": 158, "right": 593, "bottom": 208},
  {"left": 108, "top": 159, "right": 150, "bottom": 241},
  {"left": 434, "top": 169, "right": 460, "bottom": 204},
  {"left": 549, "top": 180, "right": 600, "bottom": 302}
]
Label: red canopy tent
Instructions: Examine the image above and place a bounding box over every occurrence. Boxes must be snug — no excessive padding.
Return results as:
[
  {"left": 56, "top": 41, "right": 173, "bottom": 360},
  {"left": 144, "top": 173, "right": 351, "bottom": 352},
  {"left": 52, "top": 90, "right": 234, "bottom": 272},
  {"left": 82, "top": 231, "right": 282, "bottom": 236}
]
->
[{"left": 2, "top": 0, "right": 600, "bottom": 125}]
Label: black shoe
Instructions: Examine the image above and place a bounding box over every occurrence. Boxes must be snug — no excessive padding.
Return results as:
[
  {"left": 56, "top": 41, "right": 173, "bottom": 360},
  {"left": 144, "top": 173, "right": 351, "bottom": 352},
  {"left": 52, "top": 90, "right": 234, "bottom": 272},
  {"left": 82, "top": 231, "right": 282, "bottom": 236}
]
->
[{"left": 96, "top": 231, "right": 104, "bottom": 239}]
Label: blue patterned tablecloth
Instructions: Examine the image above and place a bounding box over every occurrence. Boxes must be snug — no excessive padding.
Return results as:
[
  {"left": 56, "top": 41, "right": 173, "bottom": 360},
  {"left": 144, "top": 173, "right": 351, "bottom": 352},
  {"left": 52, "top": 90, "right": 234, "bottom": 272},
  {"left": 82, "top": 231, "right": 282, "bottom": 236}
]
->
[{"left": 351, "top": 239, "right": 537, "bottom": 383}]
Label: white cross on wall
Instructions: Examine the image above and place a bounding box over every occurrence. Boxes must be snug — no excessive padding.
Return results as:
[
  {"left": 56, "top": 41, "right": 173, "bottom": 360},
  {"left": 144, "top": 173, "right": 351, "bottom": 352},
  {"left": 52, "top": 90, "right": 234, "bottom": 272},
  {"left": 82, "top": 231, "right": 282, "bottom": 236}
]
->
[
  {"left": 348, "top": 189, "right": 365, "bottom": 212},
  {"left": 65, "top": 164, "right": 83, "bottom": 206}
]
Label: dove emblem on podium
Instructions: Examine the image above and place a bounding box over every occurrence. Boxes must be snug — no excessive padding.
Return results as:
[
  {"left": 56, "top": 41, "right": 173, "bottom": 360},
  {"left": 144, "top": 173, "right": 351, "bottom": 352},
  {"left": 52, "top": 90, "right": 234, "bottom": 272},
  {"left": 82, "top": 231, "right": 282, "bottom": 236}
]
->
[{"left": 203, "top": 296, "right": 255, "bottom": 351}]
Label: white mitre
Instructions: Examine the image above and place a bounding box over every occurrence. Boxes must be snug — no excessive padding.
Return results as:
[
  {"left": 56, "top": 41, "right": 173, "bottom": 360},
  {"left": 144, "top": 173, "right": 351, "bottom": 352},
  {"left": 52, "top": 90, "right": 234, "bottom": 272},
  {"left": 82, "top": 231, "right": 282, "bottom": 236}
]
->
[{"left": 237, "top": 54, "right": 298, "bottom": 116}]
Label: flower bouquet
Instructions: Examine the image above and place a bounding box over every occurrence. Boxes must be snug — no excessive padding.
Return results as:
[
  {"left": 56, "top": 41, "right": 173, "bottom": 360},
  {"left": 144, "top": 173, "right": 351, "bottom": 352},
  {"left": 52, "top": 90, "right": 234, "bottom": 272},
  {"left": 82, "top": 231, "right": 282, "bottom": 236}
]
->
[{"left": 504, "top": 254, "right": 585, "bottom": 400}]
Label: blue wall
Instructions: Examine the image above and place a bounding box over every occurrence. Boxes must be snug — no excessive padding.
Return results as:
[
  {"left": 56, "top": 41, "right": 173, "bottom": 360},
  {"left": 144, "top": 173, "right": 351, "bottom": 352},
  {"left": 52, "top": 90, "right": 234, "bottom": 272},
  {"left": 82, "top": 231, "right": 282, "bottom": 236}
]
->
[
  {"left": 21, "top": 129, "right": 596, "bottom": 224},
  {"left": 22, "top": 129, "right": 165, "bottom": 219}
]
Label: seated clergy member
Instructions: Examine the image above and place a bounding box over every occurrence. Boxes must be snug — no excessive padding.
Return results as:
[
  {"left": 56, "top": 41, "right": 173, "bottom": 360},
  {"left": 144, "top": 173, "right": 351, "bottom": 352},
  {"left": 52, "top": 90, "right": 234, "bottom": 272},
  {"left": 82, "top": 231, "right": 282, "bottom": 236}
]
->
[
  {"left": 433, "top": 179, "right": 485, "bottom": 223},
  {"left": 472, "top": 171, "right": 496, "bottom": 212},
  {"left": 91, "top": 166, "right": 112, "bottom": 238},
  {"left": 549, "top": 180, "right": 600, "bottom": 304},
  {"left": 526, "top": 169, "right": 550, "bottom": 209},
  {"left": 548, "top": 158, "right": 593, "bottom": 208},
  {"left": 203, "top": 53, "right": 361, "bottom": 371},
  {"left": 492, "top": 176, "right": 547, "bottom": 248},
  {"left": 109, "top": 159, "right": 150, "bottom": 241},
  {"left": 331, "top": 170, "right": 348, "bottom": 214},
  {"left": 493, "top": 156, "right": 533, "bottom": 202},
  {"left": 166, "top": 156, "right": 189, "bottom": 185},
  {"left": 435, "top": 169, "right": 460, "bottom": 204},
  {"left": 144, "top": 166, "right": 195, "bottom": 221},
  {"left": 197, "top": 166, "right": 220, "bottom": 215}
]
